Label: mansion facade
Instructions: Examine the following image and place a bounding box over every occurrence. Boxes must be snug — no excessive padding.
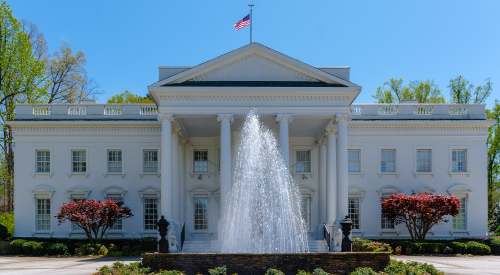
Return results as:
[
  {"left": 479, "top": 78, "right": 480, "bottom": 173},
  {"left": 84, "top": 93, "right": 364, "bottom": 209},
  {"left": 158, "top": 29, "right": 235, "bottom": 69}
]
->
[{"left": 9, "top": 43, "right": 493, "bottom": 252}]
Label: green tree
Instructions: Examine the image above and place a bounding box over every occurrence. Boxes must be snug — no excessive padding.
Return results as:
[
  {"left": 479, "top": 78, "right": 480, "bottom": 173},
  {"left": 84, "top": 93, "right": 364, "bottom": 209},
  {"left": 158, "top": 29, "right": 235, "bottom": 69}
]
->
[
  {"left": 448, "top": 76, "right": 492, "bottom": 104},
  {"left": 107, "top": 90, "right": 153, "bottom": 104},
  {"left": 0, "top": 0, "right": 46, "bottom": 212},
  {"left": 372, "top": 78, "right": 445, "bottom": 103},
  {"left": 46, "top": 41, "right": 102, "bottom": 103},
  {"left": 487, "top": 100, "right": 500, "bottom": 229}
]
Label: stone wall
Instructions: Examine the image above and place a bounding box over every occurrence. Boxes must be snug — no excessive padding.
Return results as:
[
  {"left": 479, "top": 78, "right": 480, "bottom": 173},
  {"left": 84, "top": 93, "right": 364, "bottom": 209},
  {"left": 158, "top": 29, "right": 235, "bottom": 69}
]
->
[{"left": 141, "top": 252, "right": 391, "bottom": 275}]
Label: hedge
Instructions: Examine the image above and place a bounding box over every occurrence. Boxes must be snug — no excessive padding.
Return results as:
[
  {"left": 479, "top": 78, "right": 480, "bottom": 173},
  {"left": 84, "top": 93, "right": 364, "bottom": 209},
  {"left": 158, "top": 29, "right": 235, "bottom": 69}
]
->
[
  {"left": 466, "top": 241, "right": 491, "bottom": 255},
  {"left": 490, "top": 238, "right": 500, "bottom": 255}
]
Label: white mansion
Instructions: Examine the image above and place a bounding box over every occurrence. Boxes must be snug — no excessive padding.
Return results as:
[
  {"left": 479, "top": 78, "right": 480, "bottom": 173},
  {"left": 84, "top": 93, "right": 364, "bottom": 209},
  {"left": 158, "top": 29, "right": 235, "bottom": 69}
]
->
[{"left": 9, "top": 43, "right": 493, "bottom": 252}]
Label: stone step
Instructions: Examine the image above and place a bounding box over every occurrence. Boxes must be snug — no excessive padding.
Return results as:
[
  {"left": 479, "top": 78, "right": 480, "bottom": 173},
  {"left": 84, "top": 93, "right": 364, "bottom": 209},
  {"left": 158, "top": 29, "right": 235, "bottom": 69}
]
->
[
  {"left": 308, "top": 240, "right": 329, "bottom": 252},
  {"left": 181, "top": 241, "right": 212, "bottom": 253}
]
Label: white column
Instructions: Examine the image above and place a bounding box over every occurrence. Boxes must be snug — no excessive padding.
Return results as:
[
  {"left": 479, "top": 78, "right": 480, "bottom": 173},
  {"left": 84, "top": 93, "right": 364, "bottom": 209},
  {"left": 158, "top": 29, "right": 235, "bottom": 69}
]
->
[
  {"left": 158, "top": 114, "right": 174, "bottom": 222},
  {"left": 179, "top": 140, "right": 187, "bottom": 224},
  {"left": 325, "top": 129, "right": 337, "bottom": 224},
  {"left": 336, "top": 114, "right": 350, "bottom": 223},
  {"left": 318, "top": 140, "right": 327, "bottom": 226},
  {"left": 217, "top": 114, "right": 233, "bottom": 222},
  {"left": 171, "top": 129, "right": 181, "bottom": 223},
  {"left": 276, "top": 114, "right": 293, "bottom": 167}
]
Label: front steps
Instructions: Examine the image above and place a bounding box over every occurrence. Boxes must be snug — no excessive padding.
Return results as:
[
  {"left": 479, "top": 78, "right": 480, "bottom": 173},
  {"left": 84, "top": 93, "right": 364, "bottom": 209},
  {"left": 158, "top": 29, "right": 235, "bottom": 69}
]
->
[{"left": 181, "top": 240, "right": 329, "bottom": 253}]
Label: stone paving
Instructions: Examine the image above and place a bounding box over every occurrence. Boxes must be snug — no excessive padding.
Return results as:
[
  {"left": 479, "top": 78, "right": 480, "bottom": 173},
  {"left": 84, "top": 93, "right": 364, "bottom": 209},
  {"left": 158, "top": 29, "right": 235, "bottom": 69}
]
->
[
  {"left": 393, "top": 255, "right": 500, "bottom": 275},
  {"left": 0, "top": 256, "right": 141, "bottom": 275}
]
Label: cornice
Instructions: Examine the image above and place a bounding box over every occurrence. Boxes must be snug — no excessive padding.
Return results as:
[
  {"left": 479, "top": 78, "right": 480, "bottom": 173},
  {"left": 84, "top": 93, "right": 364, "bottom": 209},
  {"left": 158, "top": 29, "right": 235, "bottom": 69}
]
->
[
  {"left": 347, "top": 125, "right": 490, "bottom": 132},
  {"left": 12, "top": 126, "right": 161, "bottom": 133},
  {"left": 158, "top": 95, "right": 351, "bottom": 103},
  {"left": 187, "top": 52, "right": 320, "bottom": 82}
]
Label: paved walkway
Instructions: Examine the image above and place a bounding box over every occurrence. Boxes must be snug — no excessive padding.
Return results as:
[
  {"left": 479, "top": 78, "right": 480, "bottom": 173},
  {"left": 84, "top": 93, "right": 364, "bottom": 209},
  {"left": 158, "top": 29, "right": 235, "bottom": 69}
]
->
[
  {"left": 0, "top": 256, "right": 141, "bottom": 275},
  {"left": 393, "top": 255, "right": 500, "bottom": 275}
]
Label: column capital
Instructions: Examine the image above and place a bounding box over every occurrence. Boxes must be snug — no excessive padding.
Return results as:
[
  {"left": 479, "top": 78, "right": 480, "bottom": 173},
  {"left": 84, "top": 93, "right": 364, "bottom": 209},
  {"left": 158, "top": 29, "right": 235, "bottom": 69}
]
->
[
  {"left": 217, "top": 114, "right": 234, "bottom": 124},
  {"left": 158, "top": 113, "right": 174, "bottom": 122},
  {"left": 317, "top": 140, "right": 327, "bottom": 146},
  {"left": 276, "top": 114, "right": 293, "bottom": 123},
  {"left": 172, "top": 128, "right": 182, "bottom": 136},
  {"left": 324, "top": 129, "right": 337, "bottom": 136},
  {"left": 179, "top": 140, "right": 188, "bottom": 146},
  {"left": 335, "top": 114, "right": 351, "bottom": 123}
]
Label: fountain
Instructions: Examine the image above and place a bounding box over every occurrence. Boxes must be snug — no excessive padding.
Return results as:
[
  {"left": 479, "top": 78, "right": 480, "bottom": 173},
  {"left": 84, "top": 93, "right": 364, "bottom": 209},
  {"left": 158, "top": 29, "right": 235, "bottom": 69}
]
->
[{"left": 222, "top": 110, "right": 309, "bottom": 253}]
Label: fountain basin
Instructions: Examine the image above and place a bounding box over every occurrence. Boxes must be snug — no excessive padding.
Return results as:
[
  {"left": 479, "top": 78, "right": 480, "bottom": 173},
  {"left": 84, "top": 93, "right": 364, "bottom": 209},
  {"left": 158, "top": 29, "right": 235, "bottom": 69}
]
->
[{"left": 141, "top": 252, "right": 390, "bottom": 275}]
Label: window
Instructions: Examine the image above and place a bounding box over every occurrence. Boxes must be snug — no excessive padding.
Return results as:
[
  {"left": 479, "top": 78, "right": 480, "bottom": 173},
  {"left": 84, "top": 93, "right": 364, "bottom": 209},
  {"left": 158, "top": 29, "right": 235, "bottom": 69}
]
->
[
  {"left": 143, "top": 150, "right": 158, "bottom": 173},
  {"left": 348, "top": 198, "right": 360, "bottom": 230},
  {"left": 36, "top": 199, "right": 51, "bottom": 231},
  {"left": 109, "top": 196, "right": 123, "bottom": 230},
  {"left": 108, "top": 150, "right": 122, "bottom": 172},
  {"left": 216, "top": 147, "right": 221, "bottom": 172},
  {"left": 144, "top": 198, "right": 158, "bottom": 230},
  {"left": 453, "top": 198, "right": 466, "bottom": 230},
  {"left": 299, "top": 197, "right": 311, "bottom": 230},
  {"left": 71, "top": 198, "right": 85, "bottom": 230},
  {"left": 348, "top": 150, "right": 360, "bottom": 172},
  {"left": 194, "top": 150, "right": 208, "bottom": 173},
  {"left": 72, "top": 150, "right": 86, "bottom": 172},
  {"left": 452, "top": 150, "right": 467, "bottom": 172},
  {"left": 381, "top": 150, "right": 395, "bottom": 172},
  {"left": 381, "top": 203, "right": 394, "bottom": 229},
  {"left": 194, "top": 198, "right": 208, "bottom": 230},
  {"left": 36, "top": 150, "right": 50, "bottom": 172},
  {"left": 416, "top": 150, "right": 431, "bottom": 172},
  {"left": 296, "top": 150, "right": 311, "bottom": 173}
]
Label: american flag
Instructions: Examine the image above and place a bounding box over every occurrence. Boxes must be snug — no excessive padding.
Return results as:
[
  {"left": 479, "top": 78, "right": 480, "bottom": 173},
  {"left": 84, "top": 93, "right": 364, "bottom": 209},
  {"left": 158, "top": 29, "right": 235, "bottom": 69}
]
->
[{"left": 234, "top": 14, "right": 250, "bottom": 31}]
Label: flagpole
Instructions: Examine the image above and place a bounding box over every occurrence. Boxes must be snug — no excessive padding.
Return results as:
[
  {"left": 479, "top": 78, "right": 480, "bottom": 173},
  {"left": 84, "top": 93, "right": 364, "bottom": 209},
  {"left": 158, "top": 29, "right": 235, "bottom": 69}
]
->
[{"left": 249, "top": 4, "right": 254, "bottom": 43}]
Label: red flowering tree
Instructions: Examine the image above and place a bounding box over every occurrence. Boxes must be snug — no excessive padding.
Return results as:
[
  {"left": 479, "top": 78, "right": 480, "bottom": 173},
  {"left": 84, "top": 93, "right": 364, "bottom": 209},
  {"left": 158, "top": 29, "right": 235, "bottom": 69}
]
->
[
  {"left": 381, "top": 192, "right": 461, "bottom": 242},
  {"left": 55, "top": 198, "right": 133, "bottom": 244}
]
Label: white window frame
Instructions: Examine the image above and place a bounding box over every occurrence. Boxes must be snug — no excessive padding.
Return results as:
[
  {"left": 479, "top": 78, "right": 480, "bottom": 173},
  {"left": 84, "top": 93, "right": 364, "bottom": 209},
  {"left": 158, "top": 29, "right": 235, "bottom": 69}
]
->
[
  {"left": 348, "top": 185, "right": 365, "bottom": 234},
  {"left": 30, "top": 185, "right": 54, "bottom": 236},
  {"left": 298, "top": 185, "right": 315, "bottom": 233},
  {"left": 377, "top": 146, "right": 400, "bottom": 178},
  {"left": 348, "top": 146, "right": 365, "bottom": 177},
  {"left": 140, "top": 146, "right": 161, "bottom": 178},
  {"left": 412, "top": 146, "right": 434, "bottom": 178},
  {"left": 36, "top": 198, "right": 52, "bottom": 232},
  {"left": 31, "top": 147, "right": 54, "bottom": 178},
  {"left": 448, "top": 146, "right": 471, "bottom": 177},
  {"left": 67, "top": 147, "right": 90, "bottom": 178},
  {"left": 376, "top": 185, "right": 402, "bottom": 236},
  {"left": 188, "top": 186, "right": 212, "bottom": 233},
  {"left": 189, "top": 146, "right": 212, "bottom": 178},
  {"left": 348, "top": 197, "right": 361, "bottom": 230},
  {"left": 447, "top": 184, "right": 473, "bottom": 236},
  {"left": 103, "top": 147, "right": 126, "bottom": 178},
  {"left": 299, "top": 195, "right": 312, "bottom": 231},
  {"left": 292, "top": 145, "right": 315, "bottom": 178},
  {"left": 193, "top": 197, "right": 209, "bottom": 231},
  {"left": 452, "top": 198, "right": 467, "bottom": 231},
  {"left": 143, "top": 198, "right": 159, "bottom": 231},
  {"left": 138, "top": 185, "right": 161, "bottom": 234},
  {"left": 108, "top": 196, "right": 124, "bottom": 231}
]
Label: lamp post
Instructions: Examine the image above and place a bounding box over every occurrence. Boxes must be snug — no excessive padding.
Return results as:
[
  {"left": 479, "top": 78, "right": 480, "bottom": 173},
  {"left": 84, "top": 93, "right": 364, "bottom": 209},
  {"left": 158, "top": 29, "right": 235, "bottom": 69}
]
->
[
  {"left": 157, "top": 215, "right": 170, "bottom": 253},
  {"left": 340, "top": 215, "right": 353, "bottom": 252}
]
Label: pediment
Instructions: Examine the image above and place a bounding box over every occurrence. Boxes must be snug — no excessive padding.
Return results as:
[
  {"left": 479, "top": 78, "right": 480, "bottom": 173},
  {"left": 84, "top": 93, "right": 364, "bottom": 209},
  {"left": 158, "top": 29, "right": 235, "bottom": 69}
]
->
[
  {"left": 150, "top": 43, "right": 358, "bottom": 88},
  {"left": 376, "top": 185, "right": 402, "bottom": 197},
  {"left": 101, "top": 185, "right": 127, "bottom": 199},
  {"left": 66, "top": 185, "right": 91, "bottom": 200},
  {"left": 412, "top": 185, "right": 436, "bottom": 195}
]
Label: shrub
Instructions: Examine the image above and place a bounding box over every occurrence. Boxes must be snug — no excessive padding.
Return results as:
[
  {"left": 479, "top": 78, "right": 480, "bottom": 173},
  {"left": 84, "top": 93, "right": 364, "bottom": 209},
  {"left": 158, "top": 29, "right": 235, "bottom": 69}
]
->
[
  {"left": 32, "top": 241, "right": 49, "bottom": 256},
  {"left": 77, "top": 243, "right": 108, "bottom": 256},
  {"left": 361, "top": 242, "right": 391, "bottom": 252},
  {"left": 466, "top": 241, "right": 491, "bottom": 255},
  {"left": 96, "top": 261, "right": 153, "bottom": 275},
  {"left": 49, "top": 243, "right": 69, "bottom": 255},
  {"left": 405, "top": 247, "right": 413, "bottom": 255},
  {"left": 22, "top": 241, "right": 40, "bottom": 255},
  {"left": 108, "top": 243, "right": 121, "bottom": 252},
  {"left": 443, "top": 246, "right": 453, "bottom": 254},
  {"left": 108, "top": 251, "right": 122, "bottom": 257},
  {"left": 122, "top": 245, "right": 131, "bottom": 252},
  {"left": 489, "top": 238, "right": 500, "bottom": 255},
  {"left": 350, "top": 267, "right": 378, "bottom": 275},
  {"left": 157, "top": 271, "right": 185, "bottom": 275},
  {"left": 352, "top": 238, "right": 372, "bottom": 252},
  {"left": 265, "top": 269, "right": 284, "bottom": 275},
  {"left": 0, "top": 212, "right": 14, "bottom": 238},
  {"left": 312, "top": 269, "right": 331, "bottom": 275},
  {"left": 416, "top": 243, "right": 447, "bottom": 254},
  {"left": 449, "top": 242, "right": 467, "bottom": 254},
  {"left": 379, "top": 240, "right": 416, "bottom": 255},
  {"left": 10, "top": 239, "right": 27, "bottom": 254},
  {"left": 208, "top": 266, "right": 227, "bottom": 275},
  {"left": 132, "top": 245, "right": 142, "bottom": 251},
  {"left": 0, "top": 224, "right": 11, "bottom": 240},
  {"left": 384, "top": 260, "right": 444, "bottom": 275},
  {"left": 394, "top": 246, "right": 402, "bottom": 255},
  {"left": 0, "top": 241, "right": 10, "bottom": 254}
]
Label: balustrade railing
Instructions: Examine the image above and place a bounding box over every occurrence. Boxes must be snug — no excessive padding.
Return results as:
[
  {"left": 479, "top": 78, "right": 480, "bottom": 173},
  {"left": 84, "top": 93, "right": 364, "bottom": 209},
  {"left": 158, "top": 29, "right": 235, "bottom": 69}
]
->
[
  {"left": 323, "top": 223, "right": 331, "bottom": 252},
  {"left": 414, "top": 105, "right": 433, "bottom": 115},
  {"left": 449, "top": 105, "right": 468, "bottom": 115},
  {"left": 350, "top": 105, "right": 363, "bottom": 115},
  {"left": 104, "top": 105, "right": 124, "bottom": 115},
  {"left": 378, "top": 105, "right": 398, "bottom": 115},
  {"left": 141, "top": 105, "right": 158, "bottom": 115},
  {"left": 33, "top": 105, "right": 51, "bottom": 115},
  {"left": 68, "top": 105, "right": 88, "bottom": 115}
]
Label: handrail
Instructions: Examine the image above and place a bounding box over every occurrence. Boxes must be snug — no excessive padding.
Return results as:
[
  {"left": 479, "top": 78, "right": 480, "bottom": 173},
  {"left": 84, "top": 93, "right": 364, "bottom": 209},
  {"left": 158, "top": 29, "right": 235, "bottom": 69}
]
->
[
  {"left": 323, "top": 223, "right": 331, "bottom": 252},
  {"left": 181, "top": 223, "right": 186, "bottom": 251}
]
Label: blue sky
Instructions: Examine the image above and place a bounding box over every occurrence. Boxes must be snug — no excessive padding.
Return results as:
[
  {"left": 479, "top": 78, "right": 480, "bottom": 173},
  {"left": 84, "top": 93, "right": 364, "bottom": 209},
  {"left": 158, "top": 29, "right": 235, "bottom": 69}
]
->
[{"left": 11, "top": 0, "right": 500, "bottom": 107}]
